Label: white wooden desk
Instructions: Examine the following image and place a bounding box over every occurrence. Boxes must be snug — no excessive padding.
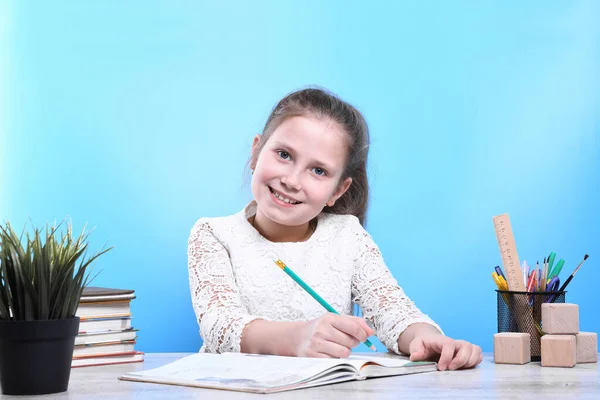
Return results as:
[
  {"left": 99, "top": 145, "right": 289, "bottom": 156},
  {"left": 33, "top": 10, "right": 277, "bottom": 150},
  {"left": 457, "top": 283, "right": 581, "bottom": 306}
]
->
[{"left": 2, "top": 353, "right": 599, "bottom": 399}]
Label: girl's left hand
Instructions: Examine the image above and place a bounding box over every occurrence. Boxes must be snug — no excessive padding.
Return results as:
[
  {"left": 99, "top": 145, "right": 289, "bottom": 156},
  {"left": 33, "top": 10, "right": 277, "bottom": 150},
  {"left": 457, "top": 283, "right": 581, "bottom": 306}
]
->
[{"left": 409, "top": 335, "right": 483, "bottom": 371}]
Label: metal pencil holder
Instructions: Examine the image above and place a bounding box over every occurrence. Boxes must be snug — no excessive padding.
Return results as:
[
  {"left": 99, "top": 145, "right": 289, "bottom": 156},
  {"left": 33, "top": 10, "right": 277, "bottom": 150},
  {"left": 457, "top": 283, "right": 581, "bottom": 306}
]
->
[{"left": 496, "top": 290, "right": 566, "bottom": 361}]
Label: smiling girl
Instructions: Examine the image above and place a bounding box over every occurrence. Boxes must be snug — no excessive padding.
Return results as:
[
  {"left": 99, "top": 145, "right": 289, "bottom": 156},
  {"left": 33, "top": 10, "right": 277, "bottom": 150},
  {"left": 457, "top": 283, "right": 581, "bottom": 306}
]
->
[{"left": 187, "top": 87, "right": 482, "bottom": 371}]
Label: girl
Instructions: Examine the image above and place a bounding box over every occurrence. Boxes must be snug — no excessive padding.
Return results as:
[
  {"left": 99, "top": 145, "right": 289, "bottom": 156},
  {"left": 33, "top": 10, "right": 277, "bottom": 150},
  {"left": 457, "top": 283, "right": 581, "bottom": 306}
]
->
[{"left": 188, "top": 87, "right": 482, "bottom": 371}]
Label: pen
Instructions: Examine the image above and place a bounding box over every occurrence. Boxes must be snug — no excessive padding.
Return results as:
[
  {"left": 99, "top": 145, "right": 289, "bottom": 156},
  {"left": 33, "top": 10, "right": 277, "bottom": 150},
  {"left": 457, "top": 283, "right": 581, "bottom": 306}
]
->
[
  {"left": 275, "top": 259, "right": 377, "bottom": 351},
  {"left": 493, "top": 272, "right": 518, "bottom": 330},
  {"left": 546, "top": 276, "right": 561, "bottom": 303},
  {"left": 558, "top": 254, "right": 589, "bottom": 292},
  {"left": 494, "top": 265, "right": 506, "bottom": 281},
  {"left": 526, "top": 269, "right": 536, "bottom": 306},
  {"left": 492, "top": 272, "right": 508, "bottom": 291},
  {"left": 546, "top": 276, "right": 560, "bottom": 292},
  {"left": 540, "top": 257, "right": 547, "bottom": 292},
  {"left": 522, "top": 261, "right": 529, "bottom": 287}
]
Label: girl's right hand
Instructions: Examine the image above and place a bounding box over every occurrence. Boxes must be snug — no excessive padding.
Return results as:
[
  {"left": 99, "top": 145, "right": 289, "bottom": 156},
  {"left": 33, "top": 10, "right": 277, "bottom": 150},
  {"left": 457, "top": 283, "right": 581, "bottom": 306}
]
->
[{"left": 291, "top": 313, "right": 374, "bottom": 358}]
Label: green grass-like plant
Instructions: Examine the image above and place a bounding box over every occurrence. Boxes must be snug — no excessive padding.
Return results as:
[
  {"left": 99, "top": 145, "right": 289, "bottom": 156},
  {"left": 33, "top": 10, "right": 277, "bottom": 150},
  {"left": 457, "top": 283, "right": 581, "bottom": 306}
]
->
[{"left": 0, "top": 221, "right": 112, "bottom": 321}]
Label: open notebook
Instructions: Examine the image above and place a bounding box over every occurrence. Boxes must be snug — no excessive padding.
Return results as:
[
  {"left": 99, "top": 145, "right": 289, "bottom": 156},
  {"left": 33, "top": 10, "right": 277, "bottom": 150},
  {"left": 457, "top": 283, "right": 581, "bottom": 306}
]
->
[{"left": 119, "top": 352, "right": 437, "bottom": 394}]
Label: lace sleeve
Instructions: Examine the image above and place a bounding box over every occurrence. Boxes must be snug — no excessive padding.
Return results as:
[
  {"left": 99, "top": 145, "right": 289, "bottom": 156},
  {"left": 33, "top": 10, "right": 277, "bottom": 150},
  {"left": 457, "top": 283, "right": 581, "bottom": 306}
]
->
[
  {"left": 351, "top": 228, "right": 444, "bottom": 354},
  {"left": 187, "top": 220, "right": 262, "bottom": 353}
]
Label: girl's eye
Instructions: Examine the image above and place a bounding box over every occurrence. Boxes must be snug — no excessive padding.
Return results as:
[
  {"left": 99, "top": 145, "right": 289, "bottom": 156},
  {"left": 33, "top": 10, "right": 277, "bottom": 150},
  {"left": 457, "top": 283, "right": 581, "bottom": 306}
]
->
[
  {"left": 312, "top": 167, "right": 327, "bottom": 176},
  {"left": 277, "top": 151, "right": 291, "bottom": 160}
]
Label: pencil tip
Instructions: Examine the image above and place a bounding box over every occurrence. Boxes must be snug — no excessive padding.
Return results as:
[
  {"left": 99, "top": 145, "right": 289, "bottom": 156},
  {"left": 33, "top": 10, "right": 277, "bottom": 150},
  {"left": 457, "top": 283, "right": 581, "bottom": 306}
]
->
[
  {"left": 584, "top": 254, "right": 589, "bottom": 260},
  {"left": 370, "top": 345, "right": 376, "bottom": 351}
]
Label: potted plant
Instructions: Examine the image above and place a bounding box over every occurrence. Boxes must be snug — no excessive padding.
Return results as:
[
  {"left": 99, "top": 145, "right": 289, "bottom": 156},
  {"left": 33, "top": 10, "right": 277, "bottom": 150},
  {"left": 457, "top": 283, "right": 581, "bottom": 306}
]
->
[{"left": 0, "top": 221, "right": 111, "bottom": 395}]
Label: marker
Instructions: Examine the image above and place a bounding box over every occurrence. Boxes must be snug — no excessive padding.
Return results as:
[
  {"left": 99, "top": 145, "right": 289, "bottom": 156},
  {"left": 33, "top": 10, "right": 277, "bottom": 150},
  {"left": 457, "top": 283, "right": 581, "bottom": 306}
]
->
[{"left": 549, "top": 259, "right": 565, "bottom": 280}]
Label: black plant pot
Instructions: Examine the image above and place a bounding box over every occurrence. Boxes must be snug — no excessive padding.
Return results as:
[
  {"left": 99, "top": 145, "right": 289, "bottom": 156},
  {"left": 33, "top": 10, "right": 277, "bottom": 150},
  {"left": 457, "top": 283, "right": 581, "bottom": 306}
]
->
[{"left": 0, "top": 317, "right": 80, "bottom": 395}]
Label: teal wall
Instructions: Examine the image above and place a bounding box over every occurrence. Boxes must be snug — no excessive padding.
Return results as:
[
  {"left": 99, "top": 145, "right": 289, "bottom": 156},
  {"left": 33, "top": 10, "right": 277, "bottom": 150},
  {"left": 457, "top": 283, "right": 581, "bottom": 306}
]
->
[{"left": 2, "top": 1, "right": 599, "bottom": 353}]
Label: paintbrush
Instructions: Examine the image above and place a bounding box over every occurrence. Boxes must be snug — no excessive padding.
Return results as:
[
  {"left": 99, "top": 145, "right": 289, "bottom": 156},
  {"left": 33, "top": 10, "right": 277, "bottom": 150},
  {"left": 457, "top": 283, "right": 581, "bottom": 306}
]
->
[{"left": 558, "top": 254, "right": 589, "bottom": 292}]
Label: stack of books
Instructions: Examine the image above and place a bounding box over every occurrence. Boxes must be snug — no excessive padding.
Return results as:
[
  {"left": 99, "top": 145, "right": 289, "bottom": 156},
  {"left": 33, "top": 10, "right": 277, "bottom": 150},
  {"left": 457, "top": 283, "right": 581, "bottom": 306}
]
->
[{"left": 73, "top": 286, "right": 144, "bottom": 368}]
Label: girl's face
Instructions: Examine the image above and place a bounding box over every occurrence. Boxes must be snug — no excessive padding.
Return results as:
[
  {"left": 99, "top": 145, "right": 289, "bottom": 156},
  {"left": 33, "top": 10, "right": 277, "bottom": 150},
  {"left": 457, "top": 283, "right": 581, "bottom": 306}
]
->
[{"left": 251, "top": 115, "right": 352, "bottom": 228}]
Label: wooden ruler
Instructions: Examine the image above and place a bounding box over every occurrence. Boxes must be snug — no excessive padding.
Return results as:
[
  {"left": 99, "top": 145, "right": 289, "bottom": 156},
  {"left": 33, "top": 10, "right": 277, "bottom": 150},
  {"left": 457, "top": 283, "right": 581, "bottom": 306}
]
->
[
  {"left": 492, "top": 213, "right": 540, "bottom": 347},
  {"left": 492, "top": 213, "right": 525, "bottom": 291}
]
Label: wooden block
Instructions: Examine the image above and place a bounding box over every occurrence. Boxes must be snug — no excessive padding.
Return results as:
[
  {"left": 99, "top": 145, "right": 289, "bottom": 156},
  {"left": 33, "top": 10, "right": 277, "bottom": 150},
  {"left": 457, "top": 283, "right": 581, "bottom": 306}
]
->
[
  {"left": 576, "top": 332, "right": 598, "bottom": 363},
  {"left": 541, "top": 335, "right": 576, "bottom": 367},
  {"left": 541, "top": 303, "right": 579, "bottom": 334},
  {"left": 494, "top": 333, "right": 530, "bottom": 364}
]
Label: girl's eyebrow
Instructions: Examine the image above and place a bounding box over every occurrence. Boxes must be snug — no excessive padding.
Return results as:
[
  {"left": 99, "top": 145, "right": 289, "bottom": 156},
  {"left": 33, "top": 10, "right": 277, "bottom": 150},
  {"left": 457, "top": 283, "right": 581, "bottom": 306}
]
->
[{"left": 271, "top": 141, "right": 334, "bottom": 171}]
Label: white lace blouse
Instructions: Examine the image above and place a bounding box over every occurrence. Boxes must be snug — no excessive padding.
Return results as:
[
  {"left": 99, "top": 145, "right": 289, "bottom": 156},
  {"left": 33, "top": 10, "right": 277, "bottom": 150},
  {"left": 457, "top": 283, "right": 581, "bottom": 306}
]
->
[{"left": 187, "top": 201, "right": 443, "bottom": 355}]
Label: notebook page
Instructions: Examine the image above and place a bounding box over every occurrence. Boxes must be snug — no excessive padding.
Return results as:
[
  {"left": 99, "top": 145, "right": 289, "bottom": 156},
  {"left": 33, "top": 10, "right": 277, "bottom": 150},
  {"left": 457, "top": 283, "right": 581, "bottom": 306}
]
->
[
  {"left": 126, "top": 353, "right": 358, "bottom": 388},
  {"left": 345, "top": 354, "right": 437, "bottom": 378},
  {"left": 346, "top": 354, "right": 413, "bottom": 368}
]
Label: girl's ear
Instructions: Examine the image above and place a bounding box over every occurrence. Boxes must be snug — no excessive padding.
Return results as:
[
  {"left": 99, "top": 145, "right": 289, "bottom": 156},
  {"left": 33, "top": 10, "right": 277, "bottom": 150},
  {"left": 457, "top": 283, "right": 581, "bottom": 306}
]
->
[
  {"left": 250, "top": 134, "right": 262, "bottom": 169},
  {"left": 327, "top": 177, "right": 353, "bottom": 207}
]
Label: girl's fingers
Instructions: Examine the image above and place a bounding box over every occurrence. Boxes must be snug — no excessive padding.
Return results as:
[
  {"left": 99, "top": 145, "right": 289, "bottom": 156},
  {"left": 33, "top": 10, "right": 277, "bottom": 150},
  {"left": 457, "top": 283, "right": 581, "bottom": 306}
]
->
[
  {"left": 328, "top": 325, "right": 361, "bottom": 349},
  {"left": 317, "top": 340, "right": 353, "bottom": 359},
  {"left": 350, "top": 316, "right": 374, "bottom": 336},
  {"left": 329, "top": 316, "right": 371, "bottom": 343},
  {"left": 437, "top": 342, "right": 456, "bottom": 371},
  {"left": 448, "top": 342, "right": 471, "bottom": 370},
  {"left": 465, "top": 345, "right": 483, "bottom": 368}
]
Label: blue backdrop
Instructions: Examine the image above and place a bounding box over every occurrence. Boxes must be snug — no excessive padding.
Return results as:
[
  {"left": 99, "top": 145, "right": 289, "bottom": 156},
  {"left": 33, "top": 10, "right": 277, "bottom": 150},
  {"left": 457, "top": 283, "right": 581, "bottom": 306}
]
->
[{"left": 2, "top": 1, "right": 599, "bottom": 353}]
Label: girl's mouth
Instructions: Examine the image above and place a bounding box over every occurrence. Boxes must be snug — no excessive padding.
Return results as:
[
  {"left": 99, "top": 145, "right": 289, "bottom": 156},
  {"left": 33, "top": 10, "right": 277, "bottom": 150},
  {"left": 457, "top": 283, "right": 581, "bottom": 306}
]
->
[{"left": 269, "top": 187, "right": 302, "bottom": 205}]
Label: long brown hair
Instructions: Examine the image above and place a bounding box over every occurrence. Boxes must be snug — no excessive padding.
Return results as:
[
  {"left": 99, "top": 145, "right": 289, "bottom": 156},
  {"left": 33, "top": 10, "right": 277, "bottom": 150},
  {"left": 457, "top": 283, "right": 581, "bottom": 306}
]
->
[{"left": 249, "top": 86, "right": 370, "bottom": 225}]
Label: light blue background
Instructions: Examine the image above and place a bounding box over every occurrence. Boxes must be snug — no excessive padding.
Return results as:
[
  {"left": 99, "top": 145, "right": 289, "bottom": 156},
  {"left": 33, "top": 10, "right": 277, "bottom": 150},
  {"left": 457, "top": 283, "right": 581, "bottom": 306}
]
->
[{"left": 2, "top": 1, "right": 599, "bottom": 353}]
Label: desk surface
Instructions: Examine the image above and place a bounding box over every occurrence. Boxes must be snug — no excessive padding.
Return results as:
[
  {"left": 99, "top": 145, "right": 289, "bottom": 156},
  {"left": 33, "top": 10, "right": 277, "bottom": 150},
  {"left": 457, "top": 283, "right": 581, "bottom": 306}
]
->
[{"left": 3, "top": 353, "right": 599, "bottom": 399}]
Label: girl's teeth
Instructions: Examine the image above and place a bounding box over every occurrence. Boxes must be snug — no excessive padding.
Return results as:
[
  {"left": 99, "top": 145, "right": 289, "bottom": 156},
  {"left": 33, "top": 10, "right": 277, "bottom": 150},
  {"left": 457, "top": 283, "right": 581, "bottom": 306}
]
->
[{"left": 272, "top": 189, "right": 298, "bottom": 204}]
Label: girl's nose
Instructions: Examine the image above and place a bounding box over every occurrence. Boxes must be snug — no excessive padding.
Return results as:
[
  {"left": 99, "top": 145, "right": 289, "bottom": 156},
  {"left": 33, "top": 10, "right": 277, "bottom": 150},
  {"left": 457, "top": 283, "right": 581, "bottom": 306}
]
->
[{"left": 280, "top": 171, "right": 301, "bottom": 191}]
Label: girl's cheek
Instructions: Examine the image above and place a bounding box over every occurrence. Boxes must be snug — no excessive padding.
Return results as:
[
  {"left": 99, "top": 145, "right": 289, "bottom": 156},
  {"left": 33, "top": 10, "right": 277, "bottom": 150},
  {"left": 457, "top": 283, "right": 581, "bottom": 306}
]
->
[{"left": 261, "top": 160, "right": 286, "bottom": 179}]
